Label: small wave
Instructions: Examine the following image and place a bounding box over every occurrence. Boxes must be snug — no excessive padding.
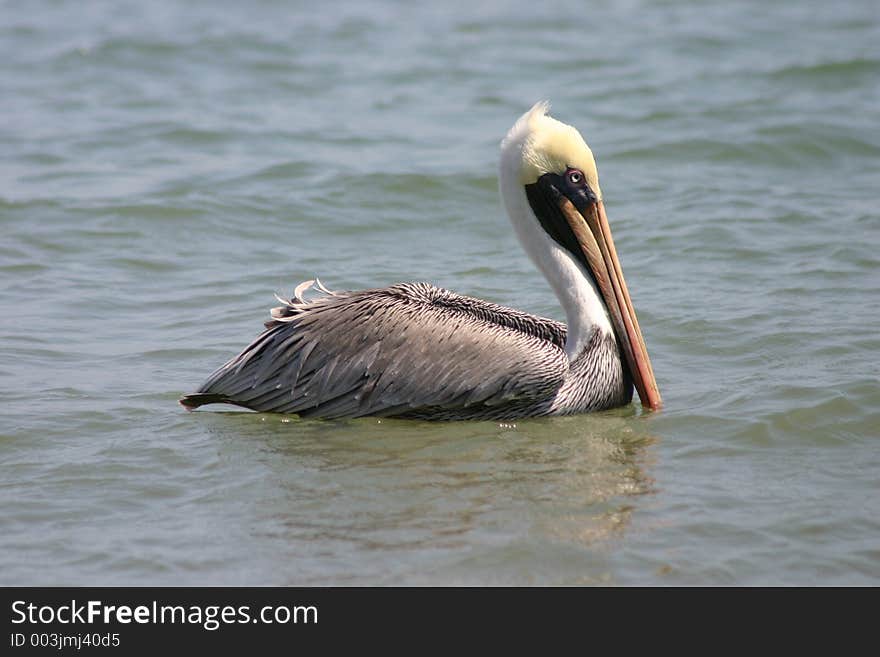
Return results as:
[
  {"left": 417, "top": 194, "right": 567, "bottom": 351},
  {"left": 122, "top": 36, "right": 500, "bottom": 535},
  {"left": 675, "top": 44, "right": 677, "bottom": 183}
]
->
[
  {"left": 611, "top": 127, "right": 880, "bottom": 168},
  {"left": 105, "top": 256, "right": 181, "bottom": 273},
  {"left": 769, "top": 57, "right": 880, "bottom": 81}
]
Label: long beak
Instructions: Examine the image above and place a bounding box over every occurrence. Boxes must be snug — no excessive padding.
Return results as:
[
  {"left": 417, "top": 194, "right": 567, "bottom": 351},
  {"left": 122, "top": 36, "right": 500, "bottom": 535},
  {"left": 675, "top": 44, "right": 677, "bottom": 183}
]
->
[{"left": 558, "top": 197, "right": 662, "bottom": 410}]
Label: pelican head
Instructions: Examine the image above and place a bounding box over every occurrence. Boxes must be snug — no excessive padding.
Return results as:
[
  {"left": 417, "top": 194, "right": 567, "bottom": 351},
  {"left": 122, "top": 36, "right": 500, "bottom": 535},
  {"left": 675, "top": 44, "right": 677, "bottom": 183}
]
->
[{"left": 499, "top": 102, "right": 661, "bottom": 410}]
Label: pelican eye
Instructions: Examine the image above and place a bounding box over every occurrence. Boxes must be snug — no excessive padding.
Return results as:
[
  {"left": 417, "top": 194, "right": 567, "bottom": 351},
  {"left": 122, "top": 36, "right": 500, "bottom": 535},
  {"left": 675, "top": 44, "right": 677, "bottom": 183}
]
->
[{"left": 566, "top": 169, "right": 584, "bottom": 185}]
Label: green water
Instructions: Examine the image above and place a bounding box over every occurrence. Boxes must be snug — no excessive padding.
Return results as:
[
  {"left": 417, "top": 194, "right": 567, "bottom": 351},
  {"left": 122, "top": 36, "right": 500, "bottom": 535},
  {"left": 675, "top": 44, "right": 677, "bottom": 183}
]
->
[{"left": 1, "top": 0, "right": 878, "bottom": 585}]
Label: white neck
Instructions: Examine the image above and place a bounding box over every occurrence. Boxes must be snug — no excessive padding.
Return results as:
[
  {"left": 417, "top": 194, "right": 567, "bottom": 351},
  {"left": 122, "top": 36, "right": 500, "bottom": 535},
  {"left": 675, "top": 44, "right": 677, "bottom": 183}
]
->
[{"left": 499, "top": 162, "right": 613, "bottom": 361}]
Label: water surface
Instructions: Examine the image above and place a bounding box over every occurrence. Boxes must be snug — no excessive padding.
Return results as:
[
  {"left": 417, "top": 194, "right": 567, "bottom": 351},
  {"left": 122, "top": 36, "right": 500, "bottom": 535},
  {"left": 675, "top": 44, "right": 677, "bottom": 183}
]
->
[{"left": 1, "top": 0, "right": 878, "bottom": 585}]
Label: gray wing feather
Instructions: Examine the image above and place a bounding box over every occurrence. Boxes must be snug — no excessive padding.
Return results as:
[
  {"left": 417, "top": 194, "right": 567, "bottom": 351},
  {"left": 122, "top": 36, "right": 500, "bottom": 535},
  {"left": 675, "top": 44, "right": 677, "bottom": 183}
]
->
[{"left": 181, "top": 282, "right": 568, "bottom": 418}]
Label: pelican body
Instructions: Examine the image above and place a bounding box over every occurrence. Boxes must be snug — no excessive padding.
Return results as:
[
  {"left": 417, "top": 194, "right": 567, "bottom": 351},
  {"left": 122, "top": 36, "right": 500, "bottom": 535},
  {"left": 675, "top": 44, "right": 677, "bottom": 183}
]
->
[{"left": 180, "top": 103, "right": 661, "bottom": 419}]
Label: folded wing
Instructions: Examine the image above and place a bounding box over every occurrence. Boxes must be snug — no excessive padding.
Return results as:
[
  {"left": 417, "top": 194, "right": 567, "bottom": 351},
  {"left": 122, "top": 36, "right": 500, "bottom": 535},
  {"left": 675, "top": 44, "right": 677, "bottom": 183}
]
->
[{"left": 179, "top": 282, "right": 568, "bottom": 419}]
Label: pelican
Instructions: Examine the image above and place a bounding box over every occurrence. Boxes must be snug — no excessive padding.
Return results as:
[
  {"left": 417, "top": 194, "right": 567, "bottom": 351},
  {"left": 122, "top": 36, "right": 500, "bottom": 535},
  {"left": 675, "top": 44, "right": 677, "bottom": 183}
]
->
[{"left": 180, "top": 102, "right": 661, "bottom": 419}]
